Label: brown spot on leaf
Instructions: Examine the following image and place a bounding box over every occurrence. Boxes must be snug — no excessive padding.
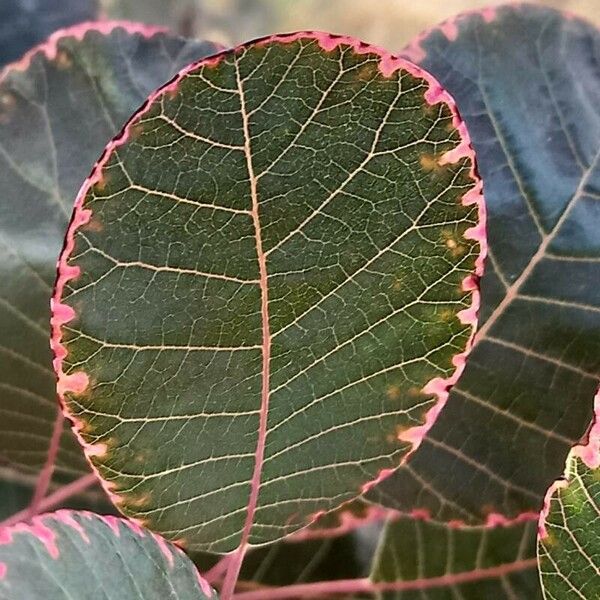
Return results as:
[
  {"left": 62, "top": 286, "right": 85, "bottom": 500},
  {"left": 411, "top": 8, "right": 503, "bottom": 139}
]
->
[
  {"left": 390, "top": 277, "right": 403, "bottom": 291},
  {"left": 127, "top": 493, "right": 152, "bottom": 508},
  {"left": 83, "top": 216, "right": 103, "bottom": 233},
  {"left": 441, "top": 229, "right": 467, "bottom": 258},
  {"left": 128, "top": 122, "right": 145, "bottom": 141},
  {"left": 0, "top": 91, "right": 16, "bottom": 124},
  {"left": 386, "top": 385, "right": 401, "bottom": 401},
  {"left": 407, "top": 386, "right": 425, "bottom": 398},
  {"left": 419, "top": 152, "right": 446, "bottom": 173},
  {"left": 356, "top": 62, "right": 378, "bottom": 82},
  {"left": 55, "top": 49, "right": 73, "bottom": 69},
  {"left": 92, "top": 173, "right": 109, "bottom": 194},
  {"left": 438, "top": 308, "right": 455, "bottom": 322}
]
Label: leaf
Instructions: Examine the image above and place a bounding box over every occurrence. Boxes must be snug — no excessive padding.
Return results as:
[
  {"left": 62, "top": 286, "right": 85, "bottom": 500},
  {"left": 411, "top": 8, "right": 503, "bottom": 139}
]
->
[
  {"left": 51, "top": 33, "right": 484, "bottom": 552},
  {"left": 0, "top": 510, "right": 217, "bottom": 599},
  {"left": 538, "top": 455, "right": 600, "bottom": 599},
  {"left": 367, "top": 3, "right": 600, "bottom": 523},
  {"left": 0, "top": 24, "right": 220, "bottom": 486},
  {"left": 191, "top": 501, "right": 382, "bottom": 591},
  {"left": 0, "top": 0, "right": 98, "bottom": 66},
  {"left": 225, "top": 514, "right": 541, "bottom": 599},
  {"left": 537, "top": 393, "right": 600, "bottom": 599},
  {"left": 370, "top": 517, "right": 541, "bottom": 599},
  {"left": 193, "top": 525, "right": 374, "bottom": 594}
]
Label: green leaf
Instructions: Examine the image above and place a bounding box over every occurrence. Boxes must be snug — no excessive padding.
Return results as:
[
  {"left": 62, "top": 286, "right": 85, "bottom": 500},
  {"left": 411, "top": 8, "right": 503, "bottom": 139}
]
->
[
  {"left": 538, "top": 447, "right": 600, "bottom": 598},
  {"left": 191, "top": 501, "right": 380, "bottom": 590},
  {"left": 0, "top": 0, "right": 98, "bottom": 66},
  {"left": 52, "top": 33, "right": 483, "bottom": 552},
  {"left": 0, "top": 24, "right": 220, "bottom": 486},
  {"left": 367, "top": 3, "right": 600, "bottom": 523},
  {"left": 219, "top": 512, "right": 540, "bottom": 599},
  {"left": 0, "top": 511, "right": 217, "bottom": 599},
  {"left": 371, "top": 518, "right": 541, "bottom": 599}
]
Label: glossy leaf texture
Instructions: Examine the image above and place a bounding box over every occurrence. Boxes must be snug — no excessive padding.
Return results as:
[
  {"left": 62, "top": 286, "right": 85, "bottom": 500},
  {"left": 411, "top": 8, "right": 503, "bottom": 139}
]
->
[
  {"left": 52, "top": 33, "right": 484, "bottom": 552},
  {"left": 0, "top": 24, "right": 220, "bottom": 488},
  {"left": 367, "top": 3, "right": 600, "bottom": 523},
  {"left": 538, "top": 393, "right": 600, "bottom": 600},
  {"left": 0, "top": 510, "right": 217, "bottom": 599},
  {"left": 0, "top": 0, "right": 98, "bottom": 66}
]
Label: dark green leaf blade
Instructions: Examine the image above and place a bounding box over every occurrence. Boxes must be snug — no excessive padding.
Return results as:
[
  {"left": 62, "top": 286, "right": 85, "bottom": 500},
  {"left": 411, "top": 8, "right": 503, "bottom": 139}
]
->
[
  {"left": 52, "top": 33, "right": 484, "bottom": 551},
  {"left": 0, "top": 0, "right": 98, "bottom": 66},
  {"left": 371, "top": 518, "right": 541, "bottom": 599},
  {"left": 367, "top": 4, "right": 600, "bottom": 523},
  {"left": 0, "top": 511, "right": 217, "bottom": 599},
  {"left": 0, "top": 24, "right": 220, "bottom": 487}
]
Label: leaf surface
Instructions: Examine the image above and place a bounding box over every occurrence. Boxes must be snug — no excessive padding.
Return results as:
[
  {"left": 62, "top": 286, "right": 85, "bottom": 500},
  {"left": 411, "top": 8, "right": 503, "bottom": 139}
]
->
[
  {"left": 0, "top": 24, "right": 220, "bottom": 486},
  {"left": 367, "top": 3, "right": 600, "bottom": 523},
  {"left": 226, "top": 513, "right": 540, "bottom": 599},
  {"left": 0, "top": 510, "right": 217, "bottom": 599},
  {"left": 0, "top": 0, "right": 98, "bottom": 66},
  {"left": 538, "top": 391, "right": 600, "bottom": 600},
  {"left": 52, "top": 33, "right": 484, "bottom": 551},
  {"left": 538, "top": 454, "right": 600, "bottom": 599},
  {"left": 371, "top": 517, "right": 541, "bottom": 599}
]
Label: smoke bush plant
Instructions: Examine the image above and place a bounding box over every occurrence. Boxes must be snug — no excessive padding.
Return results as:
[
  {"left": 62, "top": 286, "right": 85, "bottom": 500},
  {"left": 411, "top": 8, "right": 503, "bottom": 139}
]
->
[{"left": 0, "top": 2, "right": 598, "bottom": 599}]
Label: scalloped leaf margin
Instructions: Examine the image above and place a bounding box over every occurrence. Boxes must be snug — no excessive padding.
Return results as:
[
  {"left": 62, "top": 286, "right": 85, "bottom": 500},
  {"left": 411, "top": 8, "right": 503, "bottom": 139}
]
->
[{"left": 51, "top": 31, "right": 486, "bottom": 554}]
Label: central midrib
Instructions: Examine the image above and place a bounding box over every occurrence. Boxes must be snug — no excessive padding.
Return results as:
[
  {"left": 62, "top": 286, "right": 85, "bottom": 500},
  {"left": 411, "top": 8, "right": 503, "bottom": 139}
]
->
[{"left": 221, "top": 55, "right": 272, "bottom": 599}]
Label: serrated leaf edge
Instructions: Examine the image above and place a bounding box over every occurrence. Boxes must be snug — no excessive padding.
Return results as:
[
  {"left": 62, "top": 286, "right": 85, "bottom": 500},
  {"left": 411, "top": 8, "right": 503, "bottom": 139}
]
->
[
  {"left": 0, "top": 509, "right": 214, "bottom": 596},
  {"left": 538, "top": 387, "right": 600, "bottom": 540},
  {"left": 50, "top": 31, "right": 487, "bottom": 545},
  {"left": 0, "top": 20, "right": 170, "bottom": 79}
]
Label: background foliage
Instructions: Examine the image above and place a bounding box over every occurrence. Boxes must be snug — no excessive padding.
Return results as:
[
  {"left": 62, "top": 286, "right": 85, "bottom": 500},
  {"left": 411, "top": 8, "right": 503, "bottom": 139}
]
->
[{"left": 102, "top": 0, "right": 600, "bottom": 49}]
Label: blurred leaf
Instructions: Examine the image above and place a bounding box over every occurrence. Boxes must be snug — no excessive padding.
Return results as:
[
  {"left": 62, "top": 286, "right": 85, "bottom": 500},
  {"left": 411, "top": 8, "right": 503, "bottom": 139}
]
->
[
  {"left": 368, "top": 3, "right": 600, "bottom": 524},
  {"left": 0, "top": 511, "right": 218, "bottom": 599},
  {"left": 0, "top": 24, "right": 220, "bottom": 498},
  {"left": 372, "top": 518, "right": 541, "bottom": 599},
  {"left": 0, "top": 0, "right": 99, "bottom": 67}
]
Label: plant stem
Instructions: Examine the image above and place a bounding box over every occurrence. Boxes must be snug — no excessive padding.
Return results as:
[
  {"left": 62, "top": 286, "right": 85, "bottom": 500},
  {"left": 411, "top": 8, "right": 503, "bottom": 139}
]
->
[
  {"left": 204, "top": 553, "right": 234, "bottom": 584},
  {"left": 27, "top": 409, "right": 64, "bottom": 518},
  {"left": 230, "top": 558, "right": 539, "bottom": 599},
  {"left": 0, "top": 472, "right": 98, "bottom": 528}
]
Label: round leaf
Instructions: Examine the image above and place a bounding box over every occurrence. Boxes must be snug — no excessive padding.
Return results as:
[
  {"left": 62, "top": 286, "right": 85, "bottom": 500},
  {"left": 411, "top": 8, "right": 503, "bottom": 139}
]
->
[
  {"left": 0, "top": 0, "right": 98, "bottom": 66},
  {"left": 52, "top": 33, "right": 484, "bottom": 551},
  {"left": 0, "top": 511, "right": 217, "bottom": 599},
  {"left": 368, "top": 3, "right": 600, "bottom": 524},
  {"left": 0, "top": 23, "right": 220, "bottom": 484}
]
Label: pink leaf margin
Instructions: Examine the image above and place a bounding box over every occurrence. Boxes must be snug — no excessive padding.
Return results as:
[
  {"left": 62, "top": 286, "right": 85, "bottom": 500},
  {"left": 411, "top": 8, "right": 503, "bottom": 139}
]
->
[
  {"left": 0, "top": 510, "right": 214, "bottom": 597},
  {"left": 402, "top": 5, "right": 499, "bottom": 63},
  {"left": 50, "top": 31, "right": 486, "bottom": 550},
  {"left": 0, "top": 21, "right": 169, "bottom": 77},
  {"left": 538, "top": 387, "right": 600, "bottom": 539},
  {"left": 401, "top": 3, "right": 596, "bottom": 68},
  {"left": 0, "top": 17, "right": 190, "bottom": 520},
  {"left": 0, "top": 18, "right": 215, "bottom": 515}
]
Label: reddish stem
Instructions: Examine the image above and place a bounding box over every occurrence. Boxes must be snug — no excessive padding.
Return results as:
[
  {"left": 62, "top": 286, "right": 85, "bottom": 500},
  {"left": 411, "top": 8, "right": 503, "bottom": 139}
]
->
[
  {"left": 221, "top": 55, "right": 273, "bottom": 600},
  {"left": 204, "top": 553, "right": 235, "bottom": 584},
  {"left": 231, "top": 559, "right": 538, "bottom": 599},
  {"left": 0, "top": 472, "right": 98, "bottom": 527},
  {"left": 26, "top": 408, "right": 64, "bottom": 518}
]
